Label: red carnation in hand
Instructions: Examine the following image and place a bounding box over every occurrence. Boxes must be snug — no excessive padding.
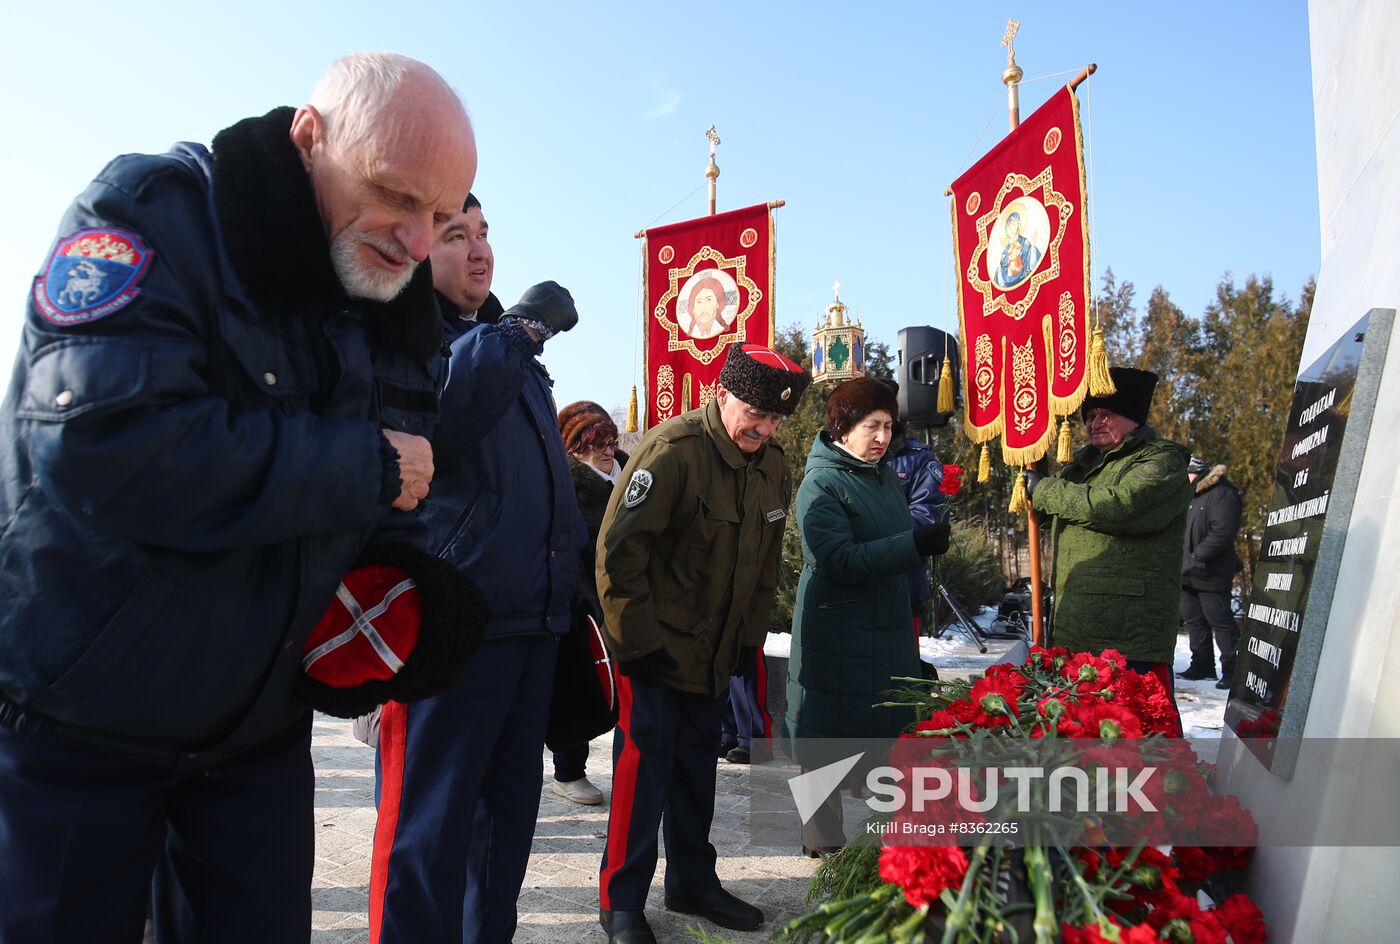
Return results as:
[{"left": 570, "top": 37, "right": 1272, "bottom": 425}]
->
[{"left": 939, "top": 464, "right": 963, "bottom": 496}]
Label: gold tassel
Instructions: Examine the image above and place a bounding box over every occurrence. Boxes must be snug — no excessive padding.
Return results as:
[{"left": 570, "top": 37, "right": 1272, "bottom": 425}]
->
[
  {"left": 1056, "top": 417, "right": 1073, "bottom": 463},
  {"left": 1088, "top": 325, "right": 1116, "bottom": 396},
  {"left": 1008, "top": 470, "right": 1028, "bottom": 514},
  {"left": 977, "top": 444, "right": 991, "bottom": 483},
  {"left": 936, "top": 356, "right": 954, "bottom": 413},
  {"left": 626, "top": 385, "right": 639, "bottom": 433}
]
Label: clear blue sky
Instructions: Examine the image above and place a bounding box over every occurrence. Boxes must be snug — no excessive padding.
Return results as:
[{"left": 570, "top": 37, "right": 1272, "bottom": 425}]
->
[{"left": 0, "top": 1, "right": 1318, "bottom": 417}]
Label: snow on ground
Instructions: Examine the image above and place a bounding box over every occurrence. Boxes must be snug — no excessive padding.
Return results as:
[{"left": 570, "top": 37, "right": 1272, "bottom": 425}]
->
[{"left": 767, "top": 609, "right": 1229, "bottom": 745}]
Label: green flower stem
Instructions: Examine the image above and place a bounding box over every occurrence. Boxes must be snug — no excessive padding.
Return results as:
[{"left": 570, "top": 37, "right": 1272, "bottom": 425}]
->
[
  {"left": 822, "top": 886, "right": 899, "bottom": 939},
  {"left": 1022, "top": 842, "right": 1057, "bottom": 944},
  {"left": 1053, "top": 842, "right": 1108, "bottom": 925},
  {"left": 889, "top": 905, "right": 929, "bottom": 944},
  {"left": 940, "top": 842, "right": 991, "bottom": 944}
]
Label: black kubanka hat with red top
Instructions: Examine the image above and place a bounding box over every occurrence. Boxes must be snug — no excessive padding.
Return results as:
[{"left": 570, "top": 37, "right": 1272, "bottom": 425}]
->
[
  {"left": 297, "top": 542, "right": 488, "bottom": 718},
  {"left": 717, "top": 342, "right": 811, "bottom": 415}
]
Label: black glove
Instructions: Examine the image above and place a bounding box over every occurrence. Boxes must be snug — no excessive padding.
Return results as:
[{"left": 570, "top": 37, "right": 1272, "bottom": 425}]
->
[
  {"left": 1024, "top": 471, "right": 1044, "bottom": 496},
  {"left": 618, "top": 647, "right": 677, "bottom": 686},
  {"left": 503, "top": 281, "right": 577, "bottom": 339},
  {"left": 913, "top": 521, "right": 952, "bottom": 556}
]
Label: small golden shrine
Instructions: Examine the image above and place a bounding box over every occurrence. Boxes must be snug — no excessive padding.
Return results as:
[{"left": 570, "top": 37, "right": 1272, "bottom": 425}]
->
[{"left": 811, "top": 281, "right": 867, "bottom": 383}]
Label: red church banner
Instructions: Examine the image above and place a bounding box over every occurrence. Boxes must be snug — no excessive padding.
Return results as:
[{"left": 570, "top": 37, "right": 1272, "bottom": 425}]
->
[
  {"left": 949, "top": 86, "right": 1091, "bottom": 465},
  {"left": 642, "top": 203, "right": 774, "bottom": 428}
]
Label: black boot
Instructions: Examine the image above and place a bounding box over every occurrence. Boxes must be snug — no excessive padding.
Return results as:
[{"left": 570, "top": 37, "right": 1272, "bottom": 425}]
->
[
  {"left": 664, "top": 886, "right": 764, "bottom": 931},
  {"left": 1177, "top": 663, "right": 1216, "bottom": 681},
  {"left": 600, "top": 909, "right": 657, "bottom": 944}
]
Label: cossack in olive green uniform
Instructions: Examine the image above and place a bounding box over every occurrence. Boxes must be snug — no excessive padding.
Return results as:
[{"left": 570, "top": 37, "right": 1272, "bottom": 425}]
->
[
  {"left": 596, "top": 399, "right": 791, "bottom": 695},
  {"left": 1031, "top": 424, "right": 1193, "bottom": 663}
]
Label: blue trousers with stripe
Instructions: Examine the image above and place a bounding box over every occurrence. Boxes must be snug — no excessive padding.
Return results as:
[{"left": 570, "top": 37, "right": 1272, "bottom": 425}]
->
[
  {"left": 371, "top": 634, "right": 557, "bottom": 944},
  {"left": 0, "top": 716, "right": 313, "bottom": 944},
  {"left": 598, "top": 677, "right": 725, "bottom": 912}
]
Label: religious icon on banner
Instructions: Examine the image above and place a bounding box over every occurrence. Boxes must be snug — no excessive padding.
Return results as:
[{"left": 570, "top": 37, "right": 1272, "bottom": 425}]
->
[
  {"left": 641, "top": 203, "right": 775, "bottom": 428},
  {"left": 949, "top": 85, "right": 1092, "bottom": 465}
]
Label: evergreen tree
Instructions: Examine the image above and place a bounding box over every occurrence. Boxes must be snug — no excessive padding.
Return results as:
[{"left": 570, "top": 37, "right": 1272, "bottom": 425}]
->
[
  {"left": 1093, "top": 267, "right": 1140, "bottom": 364},
  {"left": 1136, "top": 285, "right": 1200, "bottom": 444}
]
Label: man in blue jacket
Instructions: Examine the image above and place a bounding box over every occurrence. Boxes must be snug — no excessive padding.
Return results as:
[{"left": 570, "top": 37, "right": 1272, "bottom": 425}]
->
[
  {"left": 0, "top": 53, "right": 475, "bottom": 943},
  {"left": 370, "top": 194, "right": 584, "bottom": 944}
]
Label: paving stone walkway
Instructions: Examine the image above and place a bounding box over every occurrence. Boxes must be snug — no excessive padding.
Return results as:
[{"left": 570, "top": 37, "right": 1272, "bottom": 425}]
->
[{"left": 308, "top": 717, "right": 821, "bottom": 943}]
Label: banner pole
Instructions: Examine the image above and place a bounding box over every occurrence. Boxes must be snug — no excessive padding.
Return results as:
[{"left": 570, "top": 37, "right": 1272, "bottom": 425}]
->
[
  {"left": 705, "top": 125, "right": 720, "bottom": 216},
  {"left": 999, "top": 19, "right": 1046, "bottom": 649}
]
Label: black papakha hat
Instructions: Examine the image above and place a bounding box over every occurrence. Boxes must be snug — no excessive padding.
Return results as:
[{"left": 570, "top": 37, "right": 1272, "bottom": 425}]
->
[
  {"left": 1081, "top": 367, "right": 1158, "bottom": 427},
  {"left": 717, "top": 342, "right": 811, "bottom": 415}
]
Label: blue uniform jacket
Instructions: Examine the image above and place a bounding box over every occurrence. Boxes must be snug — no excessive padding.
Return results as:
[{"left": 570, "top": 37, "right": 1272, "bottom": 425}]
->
[
  {"left": 422, "top": 295, "right": 584, "bottom": 638},
  {"left": 886, "top": 437, "right": 948, "bottom": 611},
  {"left": 0, "top": 108, "right": 441, "bottom": 760}
]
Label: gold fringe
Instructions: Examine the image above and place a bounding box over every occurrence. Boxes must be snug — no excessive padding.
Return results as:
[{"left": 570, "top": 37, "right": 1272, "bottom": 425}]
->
[
  {"left": 1088, "top": 325, "right": 1116, "bottom": 396},
  {"left": 681, "top": 374, "right": 692, "bottom": 413},
  {"left": 626, "top": 385, "right": 639, "bottom": 433},
  {"left": 977, "top": 444, "right": 991, "bottom": 484},
  {"left": 1008, "top": 470, "right": 1029, "bottom": 514},
  {"left": 937, "top": 356, "right": 954, "bottom": 413},
  {"left": 1056, "top": 417, "right": 1073, "bottom": 463}
]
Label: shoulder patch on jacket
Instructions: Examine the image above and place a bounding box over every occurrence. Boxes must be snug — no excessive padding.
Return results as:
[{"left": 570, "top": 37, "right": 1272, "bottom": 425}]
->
[
  {"left": 32, "top": 228, "right": 153, "bottom": 326},
  {"left": 622, "top": 469, "right": 653, "bottom": 508}
]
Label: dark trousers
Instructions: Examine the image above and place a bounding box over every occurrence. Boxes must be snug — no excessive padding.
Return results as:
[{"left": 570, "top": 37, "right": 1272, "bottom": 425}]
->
[
  {"left": 0, "top": 717, "right": 313, "bottom": 944},
  {"left": 1180, "top": 587, "right": 1240, "bottom": 677},
  {"left": 720, "top": 648, "right": 770, "bottom": 753},
  {"left": 372, "top": 634, "right": 558, "bottom": 944},
  {"left": 553, "top": 743, "right": 589, "bottom": 782},
  {"left": 598, "top": 677, "right": 725, "bottom": 912}
]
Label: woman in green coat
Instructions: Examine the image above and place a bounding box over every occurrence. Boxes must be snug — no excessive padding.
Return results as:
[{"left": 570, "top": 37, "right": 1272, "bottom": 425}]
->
[{"left": 784, "top": 379, "right": 950, "bottom": 853}]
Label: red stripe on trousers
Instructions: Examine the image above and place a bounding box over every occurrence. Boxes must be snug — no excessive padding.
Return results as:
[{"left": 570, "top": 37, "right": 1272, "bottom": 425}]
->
[
  {"left": 598, "top": 675, "right": 641, "bottom": 911},
  {"left": 368, "top": 700, "right": 409, "bottom": 943}
]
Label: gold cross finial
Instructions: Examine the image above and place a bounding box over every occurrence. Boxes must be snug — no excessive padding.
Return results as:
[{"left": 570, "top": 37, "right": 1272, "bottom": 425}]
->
[
  {"left": 833, "top": 280, "right": 842, "bottom": 299},
  {"left": 706, "top": 125, "right": 721, "bottom": 154},
  {"left": 1001, "top": 18, "right": 1020, "bottom": 67}
]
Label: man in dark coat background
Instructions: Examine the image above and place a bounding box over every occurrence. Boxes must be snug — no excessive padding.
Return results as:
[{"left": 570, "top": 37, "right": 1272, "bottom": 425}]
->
[{"left": 1178, "top": 456, "right": 1244, "bottom": 688}]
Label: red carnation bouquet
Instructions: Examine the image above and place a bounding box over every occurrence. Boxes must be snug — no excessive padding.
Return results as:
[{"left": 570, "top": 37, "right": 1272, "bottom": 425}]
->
[{"left": 781, "top": 647, "right": 1264, "bottom": 944}]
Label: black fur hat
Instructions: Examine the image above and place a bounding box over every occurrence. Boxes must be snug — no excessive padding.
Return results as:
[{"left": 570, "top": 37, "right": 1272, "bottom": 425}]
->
[
  {"left": 1081, "top": 367, "right": 1159, "bottom": 426},
  {"left": 825, "top": 377, "right": 900, "bottom": 439},
  {"left": 717, "top": 342, "right": 810, "bottom": 415}
]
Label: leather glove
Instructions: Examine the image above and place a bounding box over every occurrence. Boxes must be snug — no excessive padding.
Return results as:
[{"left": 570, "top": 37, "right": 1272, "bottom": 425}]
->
[
  {"left": 503, "top": 281, "right": 577, "bottom": 339},
  {"left": 913, "top": 521, "right": 952, "bottom": 556},
  {"left": 618, "top": 648, "right": 677, "bottom": 686},
  {"left": 1024, "top": 471, "right": 1044, "bottom": 496}
]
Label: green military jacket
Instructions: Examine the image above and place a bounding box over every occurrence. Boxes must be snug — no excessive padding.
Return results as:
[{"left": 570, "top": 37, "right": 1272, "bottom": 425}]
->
[
  {"left": 1031, "top": 425, "right": 1192, "bottom": 663},
  {"left": 596, "top": 400, "right": 791, "bottom": 695}
]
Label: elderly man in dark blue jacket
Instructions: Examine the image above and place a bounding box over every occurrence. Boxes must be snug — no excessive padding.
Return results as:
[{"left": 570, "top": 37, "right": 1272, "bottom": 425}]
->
[
  {"left": 0, "top": 54, "right": 475, "bottom": 943},
  {"left": 371, "top": 193, "right": 584, "bottom": 944}
]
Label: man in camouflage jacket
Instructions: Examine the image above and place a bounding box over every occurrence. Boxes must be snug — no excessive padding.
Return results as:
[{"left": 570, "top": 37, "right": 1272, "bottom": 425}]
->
[{"left": 1029, "top": 368, "right": 1193, "bottom": 678}]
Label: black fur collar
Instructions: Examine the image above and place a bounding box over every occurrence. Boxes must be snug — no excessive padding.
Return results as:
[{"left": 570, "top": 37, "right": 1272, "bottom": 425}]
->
[{"left": 210, "top": 107, "right": 442, "bottom": 362}]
